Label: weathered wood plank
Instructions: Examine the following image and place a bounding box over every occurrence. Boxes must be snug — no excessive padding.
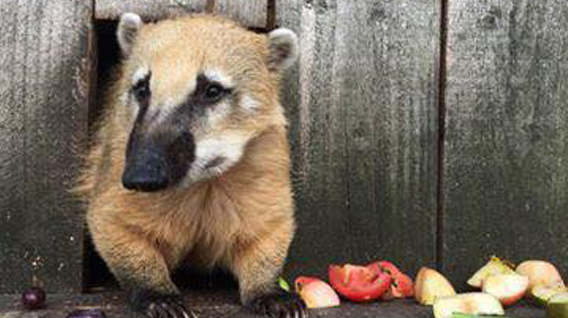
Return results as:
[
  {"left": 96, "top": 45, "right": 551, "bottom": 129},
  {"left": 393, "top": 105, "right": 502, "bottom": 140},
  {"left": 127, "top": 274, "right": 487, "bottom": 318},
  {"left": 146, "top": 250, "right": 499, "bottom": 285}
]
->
[
  {"left": 278, "top": 0, "right": 353, "bottom": 279},
  {"left": 95, "top": 0, "right": 267, "bottom": 28},
  {"left": 0, "top": 0, "right": 92, "bottom": 293},
  {"left": 0, "top": 292, "right": 546, "bottom": 318},
  {"left": 279, "top": 0, "right": 440, "bottom": 279},
  {"left": 442, "top": 0, "right": 568, "bottom": 289}
]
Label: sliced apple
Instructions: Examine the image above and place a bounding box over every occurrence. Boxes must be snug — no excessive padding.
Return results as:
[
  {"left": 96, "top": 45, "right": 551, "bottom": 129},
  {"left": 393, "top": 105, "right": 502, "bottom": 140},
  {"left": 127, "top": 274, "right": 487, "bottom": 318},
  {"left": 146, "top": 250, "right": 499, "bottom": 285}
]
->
[
  {"left": 295, "top": 276, "right": 340, "bottom": 308},
  {"left": 531, "top": 284, "right": 567, "bottom": 307},
  {"left": 547, "top": 292, "right": 568, "bottom": 318},
  {"left": 467, "top": 256, "right": 515, "bottom": 288},
  {"left": 516, "top": 260, "right": 565, "bottom": 289},
  {"left": 415, "top": 267, "right": 456, "bottom": 305},
  {"left": 482, "top": 274, "right": 529, "bottom": 306},
  {"left": 433, "top": 293, "right": 505, "bottom": 318}
]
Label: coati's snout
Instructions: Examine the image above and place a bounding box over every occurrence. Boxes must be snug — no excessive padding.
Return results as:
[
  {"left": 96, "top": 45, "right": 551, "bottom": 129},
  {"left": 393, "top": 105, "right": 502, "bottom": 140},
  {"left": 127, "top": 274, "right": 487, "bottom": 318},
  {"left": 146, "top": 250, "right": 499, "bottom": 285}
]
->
[{"left": 122, "top": 132, "right": 195, "bottom": 192}]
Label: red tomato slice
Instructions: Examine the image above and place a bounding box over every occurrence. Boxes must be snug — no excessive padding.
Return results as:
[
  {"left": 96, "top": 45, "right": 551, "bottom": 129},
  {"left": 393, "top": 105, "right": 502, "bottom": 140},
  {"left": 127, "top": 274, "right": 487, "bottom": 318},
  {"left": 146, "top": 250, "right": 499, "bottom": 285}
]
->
[
  {"left": 370, "top": 261, "right": 402, "bottom": 276},
  {"left": 372, "top": 261, "right": 415, "bottom": 298},
  {"left": 328, "top": 264, "right": 392, "bottom": 302},
  {"left": 392, "top": 272, "right": 414, "bottom": 297}
]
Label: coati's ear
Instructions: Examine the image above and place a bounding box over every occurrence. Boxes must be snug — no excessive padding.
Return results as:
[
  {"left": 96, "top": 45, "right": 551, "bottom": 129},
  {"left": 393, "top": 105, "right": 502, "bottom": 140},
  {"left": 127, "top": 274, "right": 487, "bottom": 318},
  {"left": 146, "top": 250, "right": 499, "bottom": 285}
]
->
[
  {"left": 117, "top": 13, "right": 143, "bottom": 57},
  {"left": 267, "top": 28, "right": 299, "bottom": 72}
]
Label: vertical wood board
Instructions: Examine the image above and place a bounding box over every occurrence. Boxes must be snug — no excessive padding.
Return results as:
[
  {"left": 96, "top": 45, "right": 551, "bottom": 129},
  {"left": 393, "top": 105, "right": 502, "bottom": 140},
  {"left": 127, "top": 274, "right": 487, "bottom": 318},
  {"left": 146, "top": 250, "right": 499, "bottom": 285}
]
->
[
  {"left": 0, "top": 0, "right": 92, "bottom": 293},
  {"left": 279, "top": 0, "right": 440, "bottom": 279},
  {"left": 442, "top": 0, "right": 568, "bottom": 289},
  {"left": 95, "top": 0, "right": 267, "bottom": 28}
]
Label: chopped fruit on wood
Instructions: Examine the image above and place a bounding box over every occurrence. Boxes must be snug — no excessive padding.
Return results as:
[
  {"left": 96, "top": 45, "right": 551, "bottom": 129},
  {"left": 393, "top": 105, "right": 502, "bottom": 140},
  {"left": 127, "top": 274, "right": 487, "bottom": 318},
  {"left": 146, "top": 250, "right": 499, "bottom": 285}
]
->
[
  {"left": 371, "top": 261, "right": 415, "bottom": 298},
  {"left": 433, "top": 293, "right": 505, "bottom": 318},
  {"left": 467, "top": 256, "right": 516, "bottom": 288},
  {"left": 547, "top": 292, "right": 568, "bottom": 318},
  {"left": 328, "top": 263, "right": 392, "bottom": 302},
  {"left": 481, "top": 274, "right": 529, "bottom": 306},
  {"left": 294, "top": 276, "right": 340, "bottom": 308},
  {"left": 531, "top": 284, "right": 568, "bottom": 306},
  {"left": 415, "top": 267, "right": 456, "bottom": 305},
  {"left": 516, "top": 260, "right": 565, "bottom": 289}
]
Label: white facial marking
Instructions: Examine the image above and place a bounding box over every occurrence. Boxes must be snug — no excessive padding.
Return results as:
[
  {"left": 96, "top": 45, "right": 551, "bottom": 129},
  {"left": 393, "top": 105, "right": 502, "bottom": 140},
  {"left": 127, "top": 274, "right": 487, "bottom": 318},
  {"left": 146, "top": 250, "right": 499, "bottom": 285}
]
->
[
  {"left": 132, "top": 66, "right": 149, "bottom": 84},
  {"left": 183, "top": 132, "right": 250, "bottom": 184},
  {"left": 205, "top": 100, "right": 232, "bottom": 128},
  {"left": 126, "top": 67, "right": 150, "bottom": 118},
  {"left": 241, "top": 95, "right": 259, "bottom": 113},
  {"left": 204, "top": 69, "right": 234, "bottom": 88}
]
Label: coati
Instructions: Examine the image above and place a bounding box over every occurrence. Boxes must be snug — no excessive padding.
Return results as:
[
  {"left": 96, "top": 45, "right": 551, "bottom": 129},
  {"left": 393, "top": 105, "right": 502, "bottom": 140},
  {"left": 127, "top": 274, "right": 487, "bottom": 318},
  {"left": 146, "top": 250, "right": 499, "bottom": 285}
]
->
[{"left": 77, "top": 13, "right": 305, "bottom": 318}]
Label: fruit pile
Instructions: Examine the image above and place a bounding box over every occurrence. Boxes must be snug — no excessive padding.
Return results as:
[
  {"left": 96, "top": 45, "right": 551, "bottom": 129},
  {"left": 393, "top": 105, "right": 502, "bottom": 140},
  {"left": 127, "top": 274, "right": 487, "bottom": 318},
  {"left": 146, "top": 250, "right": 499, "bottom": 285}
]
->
[
  {"left": 290, "top": 260, "right": 415, "bottom": 308},
  {"left": 290, "top": 257, "right": 567, "bottom": 318}
]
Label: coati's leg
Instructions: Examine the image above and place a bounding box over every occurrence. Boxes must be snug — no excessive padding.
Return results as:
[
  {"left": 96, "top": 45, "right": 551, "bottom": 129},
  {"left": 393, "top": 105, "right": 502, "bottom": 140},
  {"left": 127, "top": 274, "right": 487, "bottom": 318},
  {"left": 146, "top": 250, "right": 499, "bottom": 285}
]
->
[
  {"left": 231, "top": 225, "right": 307, "bottom": 318},
  {"left": 89, "top": 219, "right": 193, "bottom": 318}
]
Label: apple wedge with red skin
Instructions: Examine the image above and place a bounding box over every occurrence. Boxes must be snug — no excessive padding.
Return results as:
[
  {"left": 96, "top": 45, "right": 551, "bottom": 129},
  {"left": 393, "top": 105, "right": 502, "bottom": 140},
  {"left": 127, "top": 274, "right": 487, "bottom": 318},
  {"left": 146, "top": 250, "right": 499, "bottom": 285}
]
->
[
  {"left": 516, "top": 260, "right": 566, "bottom": 289},
  {"left": 414, "top": 267, "right": 456, "bottom": 305},
  {"left": 482, "top": 274, "right": 529, "bottom": 306},
  {"left": 329, "top": 263, "right": 392, "bottom": 302},
  {"left": 295, "top": 276, "right": 341, "bottom": 308}
]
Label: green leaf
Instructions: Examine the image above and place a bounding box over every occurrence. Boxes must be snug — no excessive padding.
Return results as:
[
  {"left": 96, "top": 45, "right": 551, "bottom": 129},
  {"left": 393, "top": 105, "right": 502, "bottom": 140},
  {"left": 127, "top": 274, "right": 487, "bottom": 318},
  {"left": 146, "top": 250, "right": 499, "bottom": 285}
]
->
[{"left": 278, "top": 277, "right": 290, "bottom": 292}]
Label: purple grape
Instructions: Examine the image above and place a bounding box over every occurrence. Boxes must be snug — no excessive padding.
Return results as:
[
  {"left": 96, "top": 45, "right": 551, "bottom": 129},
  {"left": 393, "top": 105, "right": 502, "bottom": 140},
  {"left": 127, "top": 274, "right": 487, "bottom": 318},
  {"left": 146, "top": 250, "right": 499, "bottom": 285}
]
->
[
  {"left": 21, "top": 286, "right": 46, "bottom": 310},
  {"left": 66, "top": 308, "right": 107, "bottom": 318}
]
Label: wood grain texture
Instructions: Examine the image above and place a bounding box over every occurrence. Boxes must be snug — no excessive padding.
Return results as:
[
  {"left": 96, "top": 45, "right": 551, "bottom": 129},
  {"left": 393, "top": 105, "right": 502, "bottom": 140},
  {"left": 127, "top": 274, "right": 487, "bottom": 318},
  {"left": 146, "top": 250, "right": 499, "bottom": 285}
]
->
[
  {"left": 0, "top": 292, "right": 547, "bottom": 318},
  {"left": 279, "top": 0, "right": 440, "bottom": 279},
  {"left": 0, "top": 0, "right": 91, "bottom": 293},
  {"left": 442, "top": 0, "right": 568, "bottom": 289},
  {"left": 95, "top": 0, "right": 267, "bottom": 28}
]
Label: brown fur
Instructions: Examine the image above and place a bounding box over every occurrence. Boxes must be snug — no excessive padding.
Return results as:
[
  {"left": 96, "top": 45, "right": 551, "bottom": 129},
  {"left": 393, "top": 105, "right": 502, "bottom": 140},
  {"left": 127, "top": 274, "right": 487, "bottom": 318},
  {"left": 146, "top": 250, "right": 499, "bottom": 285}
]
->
[{"left": 77, "top": 15, "right": 295, "bottom": 304}]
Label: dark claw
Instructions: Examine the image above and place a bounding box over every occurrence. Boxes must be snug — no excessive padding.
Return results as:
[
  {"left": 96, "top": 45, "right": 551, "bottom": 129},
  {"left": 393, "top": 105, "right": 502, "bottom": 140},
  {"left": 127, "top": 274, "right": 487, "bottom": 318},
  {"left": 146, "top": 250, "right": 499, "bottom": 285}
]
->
[
  {"left": 160, "top": 301, "right": 180, "bottom": 318},
  {"left": 145, "top": 298, "right": 194, "bottom": 318},
  {"left": 249, "top": 290, "right": 308, "bottom": 318},
  {"left": 147, "top": 302, "right": 168, "bottom": 318},
  {"left": 129, "top": 289, "right": 195, "bottom": 318}
]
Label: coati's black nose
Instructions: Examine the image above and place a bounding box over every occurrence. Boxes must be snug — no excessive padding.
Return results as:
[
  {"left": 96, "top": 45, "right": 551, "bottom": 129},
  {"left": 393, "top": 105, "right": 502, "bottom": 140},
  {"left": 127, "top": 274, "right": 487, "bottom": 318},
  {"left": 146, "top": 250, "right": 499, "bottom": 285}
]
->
[{"left": 122, "top": 148, "right": 170, "bottom": 192}]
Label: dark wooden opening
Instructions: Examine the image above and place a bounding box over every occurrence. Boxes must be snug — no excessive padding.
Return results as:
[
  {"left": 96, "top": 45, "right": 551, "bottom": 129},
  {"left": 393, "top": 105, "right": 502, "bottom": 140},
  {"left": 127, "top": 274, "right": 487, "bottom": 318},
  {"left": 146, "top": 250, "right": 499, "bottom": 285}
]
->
[{"left": 83, "top": 20, "right": 120, "bottom": 292}]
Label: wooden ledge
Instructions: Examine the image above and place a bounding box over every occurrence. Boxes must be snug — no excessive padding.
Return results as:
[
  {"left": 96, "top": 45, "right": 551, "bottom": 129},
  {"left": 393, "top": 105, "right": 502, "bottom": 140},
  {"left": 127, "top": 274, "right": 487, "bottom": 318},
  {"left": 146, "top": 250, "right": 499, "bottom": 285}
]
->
[{"left": 0, "top": 290, "right": 547, "bottom": 318}]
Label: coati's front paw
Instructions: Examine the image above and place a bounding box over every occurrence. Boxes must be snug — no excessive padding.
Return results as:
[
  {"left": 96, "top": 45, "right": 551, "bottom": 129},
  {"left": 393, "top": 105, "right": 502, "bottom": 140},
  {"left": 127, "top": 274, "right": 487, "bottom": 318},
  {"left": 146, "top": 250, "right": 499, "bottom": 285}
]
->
[
  {"left": 248, "top": 290, "right": 308, "bottom": 318},
  {"left": 144, "top": 297, "right": 195, "bottom": 318},
  {"left": 129, "top": 289, "right": 195, "bottom": 318}
]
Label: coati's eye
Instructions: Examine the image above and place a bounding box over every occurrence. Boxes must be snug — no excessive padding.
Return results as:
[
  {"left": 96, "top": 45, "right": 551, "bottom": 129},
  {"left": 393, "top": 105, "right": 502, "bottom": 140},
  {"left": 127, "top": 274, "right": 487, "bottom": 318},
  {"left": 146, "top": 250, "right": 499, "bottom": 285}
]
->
[
  {"left": 202, "top": 83, "right": 227, "bottom": 104},
  {"left": 132, "top": 76, "right": 151, "bottom": 104}
]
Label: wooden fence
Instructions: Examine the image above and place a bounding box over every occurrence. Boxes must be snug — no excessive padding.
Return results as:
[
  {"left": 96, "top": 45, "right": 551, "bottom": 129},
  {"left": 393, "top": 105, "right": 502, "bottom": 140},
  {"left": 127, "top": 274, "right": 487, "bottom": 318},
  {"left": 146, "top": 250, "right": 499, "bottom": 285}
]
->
[{"left": 0, "top": 0, "right": 566, "bottom": 294}]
